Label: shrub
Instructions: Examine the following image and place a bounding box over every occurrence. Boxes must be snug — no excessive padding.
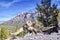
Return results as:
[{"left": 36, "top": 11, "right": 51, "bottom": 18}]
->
[
  {"left": 17, "top": 30, "right": 27, "bottom": 37},
  {"left": 15, "top": 24, "right": 21, "bottom": 32},
  {"left": 1, "top": 27, "right": 10, "bottom": 39},
  {"left": 0, "top": 30, "right": 1, "bottom": 40}
]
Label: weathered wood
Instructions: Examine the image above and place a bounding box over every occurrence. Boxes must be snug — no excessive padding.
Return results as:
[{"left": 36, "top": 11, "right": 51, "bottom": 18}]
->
[{"left": 40, "top": 26, "right": 55, "bottom": 32}]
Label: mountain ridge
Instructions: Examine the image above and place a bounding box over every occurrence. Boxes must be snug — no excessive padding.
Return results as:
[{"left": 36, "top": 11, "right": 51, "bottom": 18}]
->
[{"left": 1, "top": 11, "right": 40, "bottom": 27}]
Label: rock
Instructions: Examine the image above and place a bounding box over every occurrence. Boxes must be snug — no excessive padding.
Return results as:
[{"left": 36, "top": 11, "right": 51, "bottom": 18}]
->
[{"left": 6, "top": 30, "right": 60, "bottom": 40}]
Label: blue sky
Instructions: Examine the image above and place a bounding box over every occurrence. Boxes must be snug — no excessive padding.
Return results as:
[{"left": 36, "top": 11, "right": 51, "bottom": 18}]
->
[{"left": 0, "top": 0, "right": 60, "bottom": 23}]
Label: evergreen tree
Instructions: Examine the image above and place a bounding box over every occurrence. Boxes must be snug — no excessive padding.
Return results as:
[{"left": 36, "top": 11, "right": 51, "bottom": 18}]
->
[{"left": 37, "top": 0, "right": 59, "bottom": 33}]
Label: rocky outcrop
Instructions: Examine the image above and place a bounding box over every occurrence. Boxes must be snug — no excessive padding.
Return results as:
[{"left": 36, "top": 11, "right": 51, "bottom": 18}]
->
[{"left": 6, "top": 30, "right": 60, "bottom": 40}]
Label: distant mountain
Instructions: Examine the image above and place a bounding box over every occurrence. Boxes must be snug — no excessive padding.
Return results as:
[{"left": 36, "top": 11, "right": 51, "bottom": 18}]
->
[
  {"left": 1, "top": 11, "right": 40, "bottom": 27},
  {"left": 0, "top": 21, "right": 3, "bottom": 24}
]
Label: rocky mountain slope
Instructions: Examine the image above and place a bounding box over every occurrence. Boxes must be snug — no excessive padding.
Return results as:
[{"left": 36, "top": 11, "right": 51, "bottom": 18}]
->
[{"left": 1, "top": 12, "right": 40, "bottom": 27}]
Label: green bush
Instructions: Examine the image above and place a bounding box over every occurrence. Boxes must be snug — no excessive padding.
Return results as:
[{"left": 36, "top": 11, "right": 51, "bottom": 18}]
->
[
  {"left": 9, "top": 25, "right": 20, "bottom": 33},
  {"left": 15, "top": 24, "right": 20, "bottom": 32},
  {"left": 17, "top": 30, "right": 27, "bottom": 37},
  {"left": 0, "top": 30, "right": 1, "bottom": 40},
  {"left": 1, "top": 27, "right": 10, "bottom": 39}
]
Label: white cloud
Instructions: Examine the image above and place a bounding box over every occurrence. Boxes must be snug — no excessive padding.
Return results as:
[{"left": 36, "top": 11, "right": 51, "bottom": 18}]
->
[{"left": 0, "top": 0, "right": 21, "bottom": 8}]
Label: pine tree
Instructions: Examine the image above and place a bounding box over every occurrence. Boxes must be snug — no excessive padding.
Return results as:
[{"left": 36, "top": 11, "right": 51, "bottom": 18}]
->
[{"left": 37, "top": 0, "right": 59, "bottom": 33}]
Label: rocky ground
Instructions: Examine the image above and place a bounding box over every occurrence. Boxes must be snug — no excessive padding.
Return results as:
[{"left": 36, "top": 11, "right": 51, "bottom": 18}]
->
[{"left": 6, "top": 30, "right": 60, "bottom": 40}]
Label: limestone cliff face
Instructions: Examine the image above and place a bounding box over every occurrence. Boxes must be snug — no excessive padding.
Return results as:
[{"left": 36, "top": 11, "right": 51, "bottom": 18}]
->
[{"left": 1, "top": 12, "right": 40, "bottom": 27}]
